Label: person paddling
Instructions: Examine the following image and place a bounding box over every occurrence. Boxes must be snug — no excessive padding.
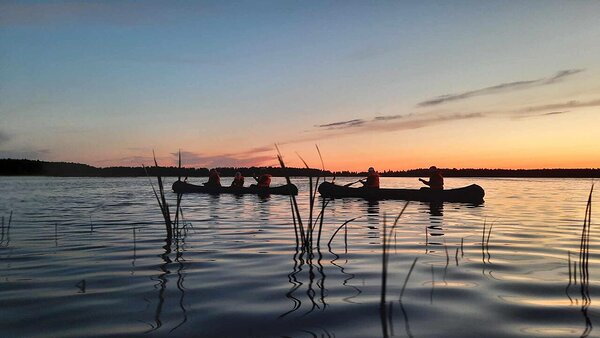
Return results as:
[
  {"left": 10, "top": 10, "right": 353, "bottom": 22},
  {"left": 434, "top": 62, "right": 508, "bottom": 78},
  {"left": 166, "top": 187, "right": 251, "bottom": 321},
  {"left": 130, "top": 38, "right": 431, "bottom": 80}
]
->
[
  {"left": 231, "top": 171, "right": 244, "bottom": 188},
  {"left": 419, "top": 166, "right": 444, "bottom": 190},
  {"left": 360, "top": 167, "right": 380, "bottom": 189},
  {"left": 253, "top": 169, "right": 272, "bottom": 188},
  {"left": 204, "top": 169, "right": 221, "bottom": 187}
]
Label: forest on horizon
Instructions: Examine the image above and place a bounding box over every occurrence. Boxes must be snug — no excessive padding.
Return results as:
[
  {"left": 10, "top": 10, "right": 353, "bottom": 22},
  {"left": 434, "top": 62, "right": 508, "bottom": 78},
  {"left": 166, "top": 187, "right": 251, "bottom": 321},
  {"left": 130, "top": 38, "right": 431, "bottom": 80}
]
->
[{"left": 1, "top": 159, "right": 599, "bottom": 178}]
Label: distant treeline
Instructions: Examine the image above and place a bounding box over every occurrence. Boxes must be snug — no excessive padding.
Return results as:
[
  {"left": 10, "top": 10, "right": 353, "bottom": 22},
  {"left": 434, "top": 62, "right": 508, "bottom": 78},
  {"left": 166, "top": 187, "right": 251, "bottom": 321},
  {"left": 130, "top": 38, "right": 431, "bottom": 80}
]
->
[
  {"left": 1, "top": 159, "right": 599, "bottom": 178},
  {"left": 0, "top": 159, "right": 328, "bottom": 177}
]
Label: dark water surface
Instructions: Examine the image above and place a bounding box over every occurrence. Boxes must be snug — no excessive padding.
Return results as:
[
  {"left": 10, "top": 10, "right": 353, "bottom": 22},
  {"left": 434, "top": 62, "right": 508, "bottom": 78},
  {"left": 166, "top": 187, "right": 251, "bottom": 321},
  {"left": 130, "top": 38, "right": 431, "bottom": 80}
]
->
[{"left": 0, "top": 177, "right": 597, "bottom": 337}]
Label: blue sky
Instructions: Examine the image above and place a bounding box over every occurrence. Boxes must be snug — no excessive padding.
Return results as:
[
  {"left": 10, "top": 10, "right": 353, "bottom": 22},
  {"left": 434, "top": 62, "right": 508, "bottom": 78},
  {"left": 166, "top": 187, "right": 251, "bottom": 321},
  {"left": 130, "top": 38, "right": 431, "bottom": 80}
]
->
[{"left": 1, "top": 1, "right": 599, "bottom": 169}]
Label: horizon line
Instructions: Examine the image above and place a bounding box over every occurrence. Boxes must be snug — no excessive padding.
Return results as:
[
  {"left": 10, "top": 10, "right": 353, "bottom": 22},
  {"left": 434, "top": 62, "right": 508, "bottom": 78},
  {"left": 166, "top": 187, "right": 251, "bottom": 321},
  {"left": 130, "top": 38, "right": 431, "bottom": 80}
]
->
[{"left": 1, "top": 158, "right": 599, "bottom": 173}]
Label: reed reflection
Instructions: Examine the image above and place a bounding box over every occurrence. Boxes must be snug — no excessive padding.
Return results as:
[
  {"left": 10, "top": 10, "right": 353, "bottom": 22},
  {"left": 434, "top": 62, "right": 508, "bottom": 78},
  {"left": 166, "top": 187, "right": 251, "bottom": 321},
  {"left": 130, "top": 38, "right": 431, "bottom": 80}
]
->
[
  {"left": 565, "top": 186, "right": 593, "bottom": 337},
  {"left": 329, "top": 245, "right": 362, "bottom": 304},
  {"left": 281, "top": 246, "right": 327, "bottom": 316},
  {"left": 280, "top": 244, "right": 304, "bottom": 317},
  {"left": 146, "top": 211, "right": 192, "bottom": 333},
  {"left": 281, "top": 199, "right": 363, "bottom": 317},
  {"left": 257, "top": 195, "right": 271, "bottom": 223},
  {"left": 171, "top": 231, "right": 189, "bottom": 332},
  {"left": 398, "top": 258, "right": 418, "bottom": 338},
  {"left": 76, "top": 279, "right": 86, "bottom": 293},
  {"left": 208, "top": 194, "right": 220, "bottom": 223},
  {"left": 131, "top": 226, "right": 137, "bottom": 275},
  {"left": 0, "top": 211, "right": 12, "bottom": 248},
  {"left": 366, "top": 200, "right": 380, "bottom": 241},
  {"left": 480, "top": 220, "right": 494, "bottom": 279},
  {"left": 379, "top": 205, "right": 414, "bottom": 338},
  {"left": 420, "top": 202, "right": 444, "bottom": 255}
]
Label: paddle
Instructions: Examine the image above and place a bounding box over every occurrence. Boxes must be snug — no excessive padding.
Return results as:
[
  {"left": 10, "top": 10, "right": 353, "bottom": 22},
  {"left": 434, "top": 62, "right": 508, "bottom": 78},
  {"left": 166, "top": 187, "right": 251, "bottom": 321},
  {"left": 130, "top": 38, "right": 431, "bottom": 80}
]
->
[{"left": 344, "top": 179, "right": 364, "bottom": 187}]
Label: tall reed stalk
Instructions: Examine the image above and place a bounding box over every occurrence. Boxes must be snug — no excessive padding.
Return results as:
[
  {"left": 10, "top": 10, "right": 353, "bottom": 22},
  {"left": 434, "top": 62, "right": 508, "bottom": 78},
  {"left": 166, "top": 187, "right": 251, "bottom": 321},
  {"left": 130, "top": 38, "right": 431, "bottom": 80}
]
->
[
  {"left": 276, "top": 144, "right": 330, "bottom": 251},
  {"left": 144, "top": 150, "right": 185, "bottom": 241}
]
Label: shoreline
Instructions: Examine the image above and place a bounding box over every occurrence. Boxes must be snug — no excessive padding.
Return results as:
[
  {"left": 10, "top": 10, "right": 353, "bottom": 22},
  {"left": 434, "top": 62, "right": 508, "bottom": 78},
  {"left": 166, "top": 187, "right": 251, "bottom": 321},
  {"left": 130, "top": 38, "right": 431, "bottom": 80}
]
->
[{"left": 1, "top": 158, "right": 599, "bottom": 178}]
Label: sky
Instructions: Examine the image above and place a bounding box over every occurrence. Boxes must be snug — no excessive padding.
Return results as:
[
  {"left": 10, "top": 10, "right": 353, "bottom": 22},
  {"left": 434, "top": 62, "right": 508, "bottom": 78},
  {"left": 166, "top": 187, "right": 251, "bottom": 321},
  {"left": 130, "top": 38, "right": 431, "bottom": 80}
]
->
[{"left": 1, "top": 0, "right": 599, "bottom": 171}]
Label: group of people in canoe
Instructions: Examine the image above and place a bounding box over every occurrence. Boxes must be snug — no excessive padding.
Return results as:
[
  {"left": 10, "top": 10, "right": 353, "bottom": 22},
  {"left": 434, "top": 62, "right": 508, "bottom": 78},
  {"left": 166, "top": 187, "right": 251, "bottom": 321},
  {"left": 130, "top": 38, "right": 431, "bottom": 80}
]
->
[
  {"left": 200, "top": 166, "right": 444, "bottom": 190},
  {"left": 202, "top": 169, "right": 273, "bottom": 188},
  {"left": 174, "top": 165, "right": 485, "bottom": 203}
]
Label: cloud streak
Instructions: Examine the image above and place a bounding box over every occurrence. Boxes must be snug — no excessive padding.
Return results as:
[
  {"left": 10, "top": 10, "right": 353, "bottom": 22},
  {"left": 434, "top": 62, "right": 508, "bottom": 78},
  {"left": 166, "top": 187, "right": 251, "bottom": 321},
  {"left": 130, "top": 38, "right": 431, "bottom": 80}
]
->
[
  {"left": 520, "top": 98, "right": 600, "bottom": 113},
  {"left": 316, "top": 119, "right": 366, "bottom": 129},
  {"left": 316, "top": 112, "right": 483, "bottom": 131},
  {"left": 374, "top": 114, "right": 406, "bottom": 121},
  {"left": 417, "top": 69, "right": 584, "bottom": 107}
]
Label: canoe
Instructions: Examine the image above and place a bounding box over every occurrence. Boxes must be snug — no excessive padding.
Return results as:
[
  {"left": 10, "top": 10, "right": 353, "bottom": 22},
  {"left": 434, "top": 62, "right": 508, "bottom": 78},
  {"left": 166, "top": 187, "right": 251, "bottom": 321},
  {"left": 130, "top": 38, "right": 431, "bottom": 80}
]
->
[
  {"left": 172, "top": 180, "right": 298, "bottom": 195},
  {"left": 318, "top": 181, "right": 484, "bottom": 203}
]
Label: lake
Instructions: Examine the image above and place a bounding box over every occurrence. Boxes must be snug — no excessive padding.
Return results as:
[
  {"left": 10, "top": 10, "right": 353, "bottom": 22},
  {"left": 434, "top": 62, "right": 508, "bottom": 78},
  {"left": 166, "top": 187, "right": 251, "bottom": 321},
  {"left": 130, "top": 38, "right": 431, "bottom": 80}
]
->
[{"left": 0, "top": 176, "right": 597, "bottom": 337}]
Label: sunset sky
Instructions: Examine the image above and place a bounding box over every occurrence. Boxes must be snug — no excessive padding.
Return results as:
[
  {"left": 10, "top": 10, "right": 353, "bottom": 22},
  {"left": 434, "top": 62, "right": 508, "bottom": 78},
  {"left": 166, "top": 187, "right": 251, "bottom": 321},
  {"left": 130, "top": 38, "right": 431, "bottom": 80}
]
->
[{"left": 1, "top": 1, "right": 599, "bottom": 171}]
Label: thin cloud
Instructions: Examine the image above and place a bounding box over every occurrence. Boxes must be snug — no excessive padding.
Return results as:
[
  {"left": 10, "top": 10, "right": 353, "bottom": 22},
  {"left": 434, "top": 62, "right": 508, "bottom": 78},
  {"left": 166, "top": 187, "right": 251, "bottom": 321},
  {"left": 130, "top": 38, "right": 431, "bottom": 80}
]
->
[
  {"left": 417, "top": 69, "right": 584, "bottom": 107},
  {"left": 512, "top": 111, "right": 570, "bottom": 119},
  {"left": 316, "top": 119, "right": 366, "bottom": 129},
  {"left": 545, "top": 69, "right": 583, "bottom": 83},
  {"left": 542, "top": 111, "right": 568, "bottom": 116},
  {"left": 374, "top": 114, "right": 412, "bottom": 121},
  {"left": 365, "top": 113, "right": 484, "bottom": 133},
  {"left": 520, "top": 98, "right": 600, "bottom": 113},
  {"left": 316, "top": 112, "right": 482, "bottom": 132}
]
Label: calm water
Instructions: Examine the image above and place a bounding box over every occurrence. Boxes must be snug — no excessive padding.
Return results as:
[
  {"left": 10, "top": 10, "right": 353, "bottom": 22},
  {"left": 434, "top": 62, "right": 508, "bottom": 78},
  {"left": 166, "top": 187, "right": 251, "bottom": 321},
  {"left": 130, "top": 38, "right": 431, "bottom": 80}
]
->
[{"left": 0, "top": 176, "right": 597, "bottom": 337}]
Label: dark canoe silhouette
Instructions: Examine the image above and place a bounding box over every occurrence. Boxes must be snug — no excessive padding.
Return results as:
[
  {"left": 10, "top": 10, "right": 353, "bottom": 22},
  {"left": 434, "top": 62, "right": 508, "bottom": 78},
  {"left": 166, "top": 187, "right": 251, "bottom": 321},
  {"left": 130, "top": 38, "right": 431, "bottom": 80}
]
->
[
  {"left": 172, "top": 180, "right": 298, "bottom": 195},
  {"left": 318, "top": 181, "right": 484, "bottom": 203}
]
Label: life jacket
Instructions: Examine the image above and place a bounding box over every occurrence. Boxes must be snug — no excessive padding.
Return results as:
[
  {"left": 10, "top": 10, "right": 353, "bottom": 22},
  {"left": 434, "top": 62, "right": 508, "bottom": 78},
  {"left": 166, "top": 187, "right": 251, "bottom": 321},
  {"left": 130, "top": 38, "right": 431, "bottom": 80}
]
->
[
  {"left": 231, "top": 176, "right": 244, "bottom": 188},
  {"left": 365, "top": 172, "right": 380, "bottom": 188},
  {"left": 257, "top": 174, "right": 272, "bottom": 188},
  {"left": 429, "top": 172, "right": 444, "bottom": 190}
]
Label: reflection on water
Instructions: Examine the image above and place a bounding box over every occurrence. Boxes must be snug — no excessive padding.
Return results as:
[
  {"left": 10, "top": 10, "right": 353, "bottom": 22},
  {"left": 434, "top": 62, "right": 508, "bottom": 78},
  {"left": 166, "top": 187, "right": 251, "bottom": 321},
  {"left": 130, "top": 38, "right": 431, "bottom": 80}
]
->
[{"left": 0, "top": 176, "right": 598, "bottom": 337}]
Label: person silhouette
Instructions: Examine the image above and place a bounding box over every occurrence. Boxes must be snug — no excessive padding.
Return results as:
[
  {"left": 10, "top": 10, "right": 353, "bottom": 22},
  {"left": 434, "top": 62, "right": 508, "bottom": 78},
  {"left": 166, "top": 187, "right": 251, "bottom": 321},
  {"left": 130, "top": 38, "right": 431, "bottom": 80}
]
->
[
  {"left": 419, "top": 166, "right": 443, "bottom": 190},
  {"left": 360, "top": 167, "right": 380, "bottom": 188}
]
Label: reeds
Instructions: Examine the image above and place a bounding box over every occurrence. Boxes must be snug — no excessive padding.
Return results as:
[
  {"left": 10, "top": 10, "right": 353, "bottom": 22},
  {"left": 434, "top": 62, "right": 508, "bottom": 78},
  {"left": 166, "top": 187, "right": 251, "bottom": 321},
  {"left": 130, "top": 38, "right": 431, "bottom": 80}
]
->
[
  {"left": 144, "top": 150, "right": 185, "bottom": 241},
  {"left": 276, "top": 144, "right": 330, "bottom": 250},
  {"left": 578, "top": 184, "right": 593, "bottom": 293},
  {"left": 278, "top": 145, "right": 367, "bottom": 317},
  {"left": 277, "top": 144, "right": 330, "bottom": 316},
  {"left": 327, "top": 217, "right": 361, "bottom": 251},
  {"left": 481, "top": 220, "right": 494, "bottom": 264},
  {"left": 565, "top": 184, "right": 593, "bottom": 337}
]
